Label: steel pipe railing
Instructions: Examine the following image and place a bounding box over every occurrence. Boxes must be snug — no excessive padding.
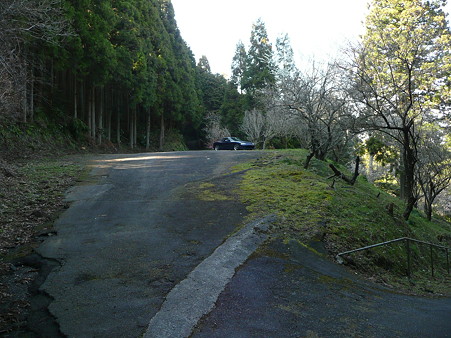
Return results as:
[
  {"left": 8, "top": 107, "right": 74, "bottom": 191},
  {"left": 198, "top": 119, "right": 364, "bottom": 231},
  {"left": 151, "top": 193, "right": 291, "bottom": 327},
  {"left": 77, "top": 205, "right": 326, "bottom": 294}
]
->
[{"left": 336, "top": 237, "right": 450, "bottom": 278}]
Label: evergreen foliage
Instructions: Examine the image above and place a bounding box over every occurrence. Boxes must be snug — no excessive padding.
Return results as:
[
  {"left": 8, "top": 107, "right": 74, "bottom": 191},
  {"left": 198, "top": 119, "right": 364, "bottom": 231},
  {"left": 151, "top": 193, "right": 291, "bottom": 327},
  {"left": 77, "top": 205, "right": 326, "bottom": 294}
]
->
[
  {"left": 346, "top": 0, "right": 451, "bottom": 219},
  {"left": 230, "top": 41, "right": 247, "bottom": 92},
  {"left": 242, "top": 19, "right": 276, "bottom": 95},
  {"left": 0, "top": 7, "right": 294, "bottom": 150},
  {"left": 0, "top": 0, "right": 213, "bottom": 149}
]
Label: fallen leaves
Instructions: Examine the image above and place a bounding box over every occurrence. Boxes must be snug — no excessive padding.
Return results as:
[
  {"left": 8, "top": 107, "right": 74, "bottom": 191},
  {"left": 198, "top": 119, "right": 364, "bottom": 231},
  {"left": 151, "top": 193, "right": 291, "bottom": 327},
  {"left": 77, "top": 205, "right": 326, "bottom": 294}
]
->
[
  {"left": 0, "top": 159, "right": 83, "bottom": 255},
  {"left": 0, "top": 157, "right": 86, "bottom": 333}
]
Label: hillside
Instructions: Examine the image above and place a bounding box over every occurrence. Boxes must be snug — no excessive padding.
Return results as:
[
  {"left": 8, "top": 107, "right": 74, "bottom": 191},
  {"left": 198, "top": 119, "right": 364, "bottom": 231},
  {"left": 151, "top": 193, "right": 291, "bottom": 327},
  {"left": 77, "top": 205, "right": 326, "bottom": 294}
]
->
[{"left": 232, "top": 150, "right": 451, "bottom": 295}]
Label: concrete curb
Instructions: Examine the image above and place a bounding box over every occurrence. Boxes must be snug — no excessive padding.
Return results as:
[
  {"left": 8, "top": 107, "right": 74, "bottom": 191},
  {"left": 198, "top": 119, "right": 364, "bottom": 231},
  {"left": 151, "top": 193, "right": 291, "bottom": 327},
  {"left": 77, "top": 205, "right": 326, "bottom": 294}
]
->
[{"left": 144, "top": 215, "right": 275, "bottom": 338}]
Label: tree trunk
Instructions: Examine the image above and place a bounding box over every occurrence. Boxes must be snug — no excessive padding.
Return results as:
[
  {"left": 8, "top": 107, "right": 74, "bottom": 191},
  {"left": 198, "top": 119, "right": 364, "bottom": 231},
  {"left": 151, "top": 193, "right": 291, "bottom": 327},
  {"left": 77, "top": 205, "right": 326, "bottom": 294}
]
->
[
  {"left": 134, "top": 108, "right": 137, "bottom": 148},
  {"left": 403, "top": 196, "right": 416, "bottom": 221},
  {"left": 80, "top": 80, "right": 85, "bottom": 122},
  {"left": 88, "top": 85, "right": 92, "bottom": 136},
  {"left": 37, "top": 58, "right": 44, "bottom": 109},
  {"left": 74, "top": 74, "right": 78, "bottom": 119},
  {"left": 304, "top": 152, "right": 315, "bottom": 169},
  {"left": 399, "top": 167, "right": 406, "bottom": 200},
  {"left": 159, "top": 113, "right": 165, "bottom": 151},
  {"left": 116, "top": 94, "right": 121, "bottom": 145},
  {"left": 29, "top": 67, "right": 34, "bottom": 122},
  {"left": 91, "top": 86, "right": 96, "bottom": 140},
  {"left": 49, "top": 59, "right": 54, "bottom": 107},
  {"left": 107, "top": 87, "right": 112, "bottom": 141},
  {"left": 386, "top": 202, "right": 394, "bottom": 217},
  {"left": 98, "top": 86, "right": 104, "bottom": 145},
  {"left": 129, "top": 105, "right": 134, "bottom": 149},
  {"left": 352, "top": 156, "right": 360, "bottom": 184},
  {"left": 146, "top": 108, "right": 151, "bottom": 150},
  {"left": 22, "top": 62, "right": 28, "bottom": 123},
  {"left": 424, "top": 199, "right": 433, "bottom": 221},
  {"left": 329, "top": 156, "right": 360, "bottom": 185},
  {"left": 368, "top": 154, "right": 374, "bottom": 183},
  {"left": 315, "top": 149, "right": 327, "bottom": 161},
  {"left": 401, "top": 131, "right": 417, "bottom": 220}
]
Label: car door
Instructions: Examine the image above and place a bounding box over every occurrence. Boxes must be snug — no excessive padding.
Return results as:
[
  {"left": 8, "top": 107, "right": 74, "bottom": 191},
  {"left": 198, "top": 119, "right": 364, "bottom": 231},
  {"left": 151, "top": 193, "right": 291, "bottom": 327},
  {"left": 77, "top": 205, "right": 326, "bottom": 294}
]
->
[{"left": 222, "top": 138, "right": 233, "bottom": 150}]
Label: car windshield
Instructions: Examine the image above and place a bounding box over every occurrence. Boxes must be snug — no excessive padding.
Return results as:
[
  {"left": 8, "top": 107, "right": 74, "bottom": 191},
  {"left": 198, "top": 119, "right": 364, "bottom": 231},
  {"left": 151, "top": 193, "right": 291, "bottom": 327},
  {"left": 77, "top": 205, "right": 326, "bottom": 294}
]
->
[{"left": 230, "top": 137, "right": 242, "bottom": 141}]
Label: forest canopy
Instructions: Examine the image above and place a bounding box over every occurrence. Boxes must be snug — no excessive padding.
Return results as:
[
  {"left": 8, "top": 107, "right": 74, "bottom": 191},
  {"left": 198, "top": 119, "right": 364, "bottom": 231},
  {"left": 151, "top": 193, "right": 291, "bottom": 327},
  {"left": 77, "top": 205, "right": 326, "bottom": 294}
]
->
[{"left": 0, "top": 0, "right": 211, "bottom": 150}]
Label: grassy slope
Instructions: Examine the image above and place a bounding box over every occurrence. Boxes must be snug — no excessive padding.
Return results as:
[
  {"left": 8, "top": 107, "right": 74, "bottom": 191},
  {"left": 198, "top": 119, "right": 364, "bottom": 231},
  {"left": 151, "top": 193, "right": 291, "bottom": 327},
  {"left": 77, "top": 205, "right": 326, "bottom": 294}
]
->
[
  {"left": 0, "top": 158, "right": 88, "bottom": 258},
  {"left": 0, "top": 156, "right": 89, "bottom": 331},
  {"left": 233, "top": 149, "right": 451, "bottom": 295}
]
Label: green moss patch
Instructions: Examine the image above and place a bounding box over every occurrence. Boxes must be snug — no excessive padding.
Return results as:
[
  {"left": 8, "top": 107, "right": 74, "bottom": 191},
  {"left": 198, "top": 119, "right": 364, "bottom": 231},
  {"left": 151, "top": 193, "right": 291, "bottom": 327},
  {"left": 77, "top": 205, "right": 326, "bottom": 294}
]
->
[
  {"left": 185, "top": 181, "right": 232, "bottom": 202},
  {"left": 234, "top": 150, "right": 451, "bottom": 295}
]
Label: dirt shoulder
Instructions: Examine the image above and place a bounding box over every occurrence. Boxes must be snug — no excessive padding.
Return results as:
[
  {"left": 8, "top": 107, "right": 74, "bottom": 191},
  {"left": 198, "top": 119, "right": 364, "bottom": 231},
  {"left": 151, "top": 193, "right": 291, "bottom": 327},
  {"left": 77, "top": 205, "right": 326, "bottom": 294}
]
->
[{"left": 0, "top": 156, "right": 89, "bottom": 334}]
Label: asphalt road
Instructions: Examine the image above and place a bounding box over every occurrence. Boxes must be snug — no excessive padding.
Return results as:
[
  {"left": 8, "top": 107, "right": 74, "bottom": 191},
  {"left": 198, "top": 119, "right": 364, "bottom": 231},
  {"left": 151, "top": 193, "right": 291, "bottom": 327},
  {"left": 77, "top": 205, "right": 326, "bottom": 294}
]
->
[
  {"left": 33, "top": 150, "right": 451, "bottom": 337},
  {"left": 36, "top": 150, "right": 261, "bottom": 337},
  {"left": 193, "top": 239, "right": 451, "bottom": 337}
]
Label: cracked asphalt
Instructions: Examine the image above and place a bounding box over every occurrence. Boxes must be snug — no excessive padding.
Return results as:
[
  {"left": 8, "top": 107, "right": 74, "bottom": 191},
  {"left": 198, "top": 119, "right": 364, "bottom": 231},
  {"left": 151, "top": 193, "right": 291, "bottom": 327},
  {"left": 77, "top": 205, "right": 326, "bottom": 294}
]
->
[
  {"left": 36, "top": 150, "right": 261, "bottom": 337},
  {"left": 30, "top": 150, "right": 450, "bottom": 337}
]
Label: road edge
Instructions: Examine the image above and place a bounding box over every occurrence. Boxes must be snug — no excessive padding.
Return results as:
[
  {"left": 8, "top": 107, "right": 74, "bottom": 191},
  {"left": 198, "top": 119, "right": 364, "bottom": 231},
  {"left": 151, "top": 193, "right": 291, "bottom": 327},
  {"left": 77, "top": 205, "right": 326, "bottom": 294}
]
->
[{"left": 144, "top": 215, "right": 275, "bottom": 338}]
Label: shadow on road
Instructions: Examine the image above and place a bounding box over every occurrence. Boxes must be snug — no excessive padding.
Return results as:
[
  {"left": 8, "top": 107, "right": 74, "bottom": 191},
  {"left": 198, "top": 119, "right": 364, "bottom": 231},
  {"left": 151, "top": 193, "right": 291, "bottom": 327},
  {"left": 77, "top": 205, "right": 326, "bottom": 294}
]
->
[{"left": 193, "top": 239, "right": 451, "bottom": 337}]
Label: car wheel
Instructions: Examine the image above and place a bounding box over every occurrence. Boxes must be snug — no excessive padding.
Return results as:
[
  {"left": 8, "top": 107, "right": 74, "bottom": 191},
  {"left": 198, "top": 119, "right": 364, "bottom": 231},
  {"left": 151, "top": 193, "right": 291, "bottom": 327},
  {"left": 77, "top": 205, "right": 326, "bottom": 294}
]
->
[
  {"left": 233, "top": 144, "right": 239, "bottom": 150},
  {"left": 214, "top": 145, "right": 220, "bottom": 151}
]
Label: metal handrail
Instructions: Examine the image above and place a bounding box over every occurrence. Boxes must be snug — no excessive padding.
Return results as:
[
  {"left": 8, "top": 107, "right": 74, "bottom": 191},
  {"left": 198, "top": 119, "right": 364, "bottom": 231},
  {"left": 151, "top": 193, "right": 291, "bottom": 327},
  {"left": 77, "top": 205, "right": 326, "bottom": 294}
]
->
[{"left": 336, "top": 237, "right": 450, "bottom": 278}]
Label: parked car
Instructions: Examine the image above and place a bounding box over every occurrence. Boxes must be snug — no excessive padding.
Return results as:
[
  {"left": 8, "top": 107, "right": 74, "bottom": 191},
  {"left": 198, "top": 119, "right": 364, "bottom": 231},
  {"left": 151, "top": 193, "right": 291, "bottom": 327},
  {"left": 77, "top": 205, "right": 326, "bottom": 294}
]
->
[{"left": 213, "top": 137, "right": 255, "bottom": 150}]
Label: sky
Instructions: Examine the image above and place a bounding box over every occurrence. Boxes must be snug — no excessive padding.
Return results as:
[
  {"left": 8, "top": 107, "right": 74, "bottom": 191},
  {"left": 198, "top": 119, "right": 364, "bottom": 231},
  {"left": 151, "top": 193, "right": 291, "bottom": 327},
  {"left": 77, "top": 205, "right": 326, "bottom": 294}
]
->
[{"left": 171, "top": 0, "right": 451, "bottom": 77}]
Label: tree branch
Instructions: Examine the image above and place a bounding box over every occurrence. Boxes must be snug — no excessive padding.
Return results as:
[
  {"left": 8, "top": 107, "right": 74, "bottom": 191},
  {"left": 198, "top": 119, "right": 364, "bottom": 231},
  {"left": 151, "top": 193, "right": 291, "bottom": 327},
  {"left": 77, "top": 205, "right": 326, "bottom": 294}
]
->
[{"left": 329, "top": 156, "right": 360, "bottom": 185}]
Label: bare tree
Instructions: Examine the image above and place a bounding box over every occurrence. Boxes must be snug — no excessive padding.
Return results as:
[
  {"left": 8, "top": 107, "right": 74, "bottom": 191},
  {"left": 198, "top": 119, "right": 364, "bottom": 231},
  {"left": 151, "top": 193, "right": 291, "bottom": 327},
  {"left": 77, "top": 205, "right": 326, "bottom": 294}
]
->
[
  {"left": 417, "top": 129, "right": 451, "bottom": 221},
  {"left": 0, "top": 0, "right": 69, "bottom": 122},
  {"left": 240, "top": 88, "right": 289, "bottom": 150},
  {"left": 240, "top": 109, "right": 265, "bottom": 147},
  {"left": 343, "top": 0, "right": 450, "bottom": 220},
  {"left": 258, "top": 87, "right": 290, "bottom": 149},
  {"left": 203, "top": 112, "right": 230, "bottom": 148},
  {"left": 282, "top": 62, "right": 352, "bottom": 168}
]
